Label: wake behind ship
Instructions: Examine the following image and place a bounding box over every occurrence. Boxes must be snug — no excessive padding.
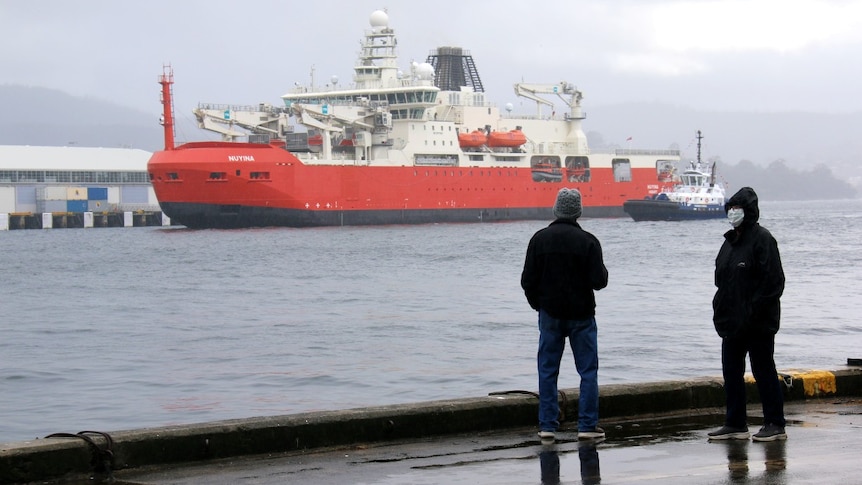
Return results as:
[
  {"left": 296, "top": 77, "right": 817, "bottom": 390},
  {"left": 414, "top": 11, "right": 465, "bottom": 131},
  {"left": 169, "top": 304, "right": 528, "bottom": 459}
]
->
[{"left": 147, "top": 10, "right": 681, "bottom": 229}]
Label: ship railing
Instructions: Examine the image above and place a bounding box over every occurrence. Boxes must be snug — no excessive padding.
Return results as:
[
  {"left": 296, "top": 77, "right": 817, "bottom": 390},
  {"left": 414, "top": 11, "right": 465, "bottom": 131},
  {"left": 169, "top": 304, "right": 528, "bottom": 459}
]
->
[
  {"left": 197, "top": 102, "right": 285, "bottom": 114},
  {"left": 615, "top": 148, "right": 681, "bottom": 157},
  {"left": 286, "top": 98, "right": 391, "bottom": 110},
  {"left": 505, "top": 112, "right": 586, "bottom": 121}
]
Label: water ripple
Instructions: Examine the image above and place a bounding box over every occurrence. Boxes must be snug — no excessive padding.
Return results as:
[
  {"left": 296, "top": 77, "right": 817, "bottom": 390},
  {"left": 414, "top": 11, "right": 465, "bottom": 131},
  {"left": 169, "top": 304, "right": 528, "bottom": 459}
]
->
[{"left": 1, "top": 199, "right": 860, "bottom": 441}]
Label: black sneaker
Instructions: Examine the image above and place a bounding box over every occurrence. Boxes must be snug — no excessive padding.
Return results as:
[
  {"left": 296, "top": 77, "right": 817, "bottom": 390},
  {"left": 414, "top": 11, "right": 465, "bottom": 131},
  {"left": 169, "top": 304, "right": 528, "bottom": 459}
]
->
[
  {"left": 578, "top": 427, "right": 605, "bottom": 440},
  {"left": 707, "top": 426, "right": 750, "bottom": 440},
  {"left": 752, "top": 423, "right": 787, "bottom": 442}
]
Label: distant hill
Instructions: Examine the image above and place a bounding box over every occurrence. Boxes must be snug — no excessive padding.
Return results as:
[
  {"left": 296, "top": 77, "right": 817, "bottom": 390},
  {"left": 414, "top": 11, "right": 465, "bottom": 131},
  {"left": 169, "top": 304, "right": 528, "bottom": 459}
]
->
[
  {"left": 585, "top": 102, "right": 862, "bottom": 168},
  {"left": 0, "top": 85, "right": 166, "bottom": 150},
  {"left": 0, "top": 85, "right": 858, "bottom": 200},
  {"left": 584, "top": 103, "right": 862, "bottom": 200}
]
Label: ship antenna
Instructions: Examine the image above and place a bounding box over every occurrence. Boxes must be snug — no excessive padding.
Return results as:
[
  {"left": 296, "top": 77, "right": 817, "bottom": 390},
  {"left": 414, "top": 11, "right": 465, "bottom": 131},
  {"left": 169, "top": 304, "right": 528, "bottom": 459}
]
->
[
  {"left": 696, "top": 129, "right": 717, "bottom": 187},
  {"left": 696, "top": 129, "right": 702, "bottom": 164},
  {"left": 158, "top": 65, "right": 176, "bottom": 151}
]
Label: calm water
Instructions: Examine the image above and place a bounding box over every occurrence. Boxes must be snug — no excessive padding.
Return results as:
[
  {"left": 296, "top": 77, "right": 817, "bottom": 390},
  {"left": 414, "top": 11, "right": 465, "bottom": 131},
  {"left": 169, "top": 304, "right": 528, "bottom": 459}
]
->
[{"left": 1, "top": 200, "right": 860, "bottom": 442}]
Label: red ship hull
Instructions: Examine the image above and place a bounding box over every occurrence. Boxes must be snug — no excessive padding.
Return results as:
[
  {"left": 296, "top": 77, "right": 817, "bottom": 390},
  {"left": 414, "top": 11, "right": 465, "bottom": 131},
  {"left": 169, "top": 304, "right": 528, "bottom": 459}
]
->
[{"left": 148, "top": 141, "right": 663, "bottom": 228}]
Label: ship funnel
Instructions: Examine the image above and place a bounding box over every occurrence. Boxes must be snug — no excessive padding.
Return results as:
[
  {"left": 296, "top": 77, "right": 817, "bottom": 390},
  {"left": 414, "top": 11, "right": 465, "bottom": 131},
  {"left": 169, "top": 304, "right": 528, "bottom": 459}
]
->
[{"left": 426, "top": 46, "right": 485, "bottom": 92}]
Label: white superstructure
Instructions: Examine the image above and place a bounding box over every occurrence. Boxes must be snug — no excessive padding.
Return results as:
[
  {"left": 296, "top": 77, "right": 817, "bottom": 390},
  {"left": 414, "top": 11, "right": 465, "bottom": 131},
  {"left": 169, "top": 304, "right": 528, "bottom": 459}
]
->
[{"left": 191, "top": 9, "right": 676, "bottom": 178}]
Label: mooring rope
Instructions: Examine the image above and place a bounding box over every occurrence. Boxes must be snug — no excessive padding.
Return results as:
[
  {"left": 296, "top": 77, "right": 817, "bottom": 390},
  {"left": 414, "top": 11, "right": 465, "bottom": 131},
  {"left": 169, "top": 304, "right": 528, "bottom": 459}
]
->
[
  {"left": 488, "top": 389, "right": 569, "bottom": 422},
  {"left": 44, "top": 430, "right": 115, "bottom": 476}
]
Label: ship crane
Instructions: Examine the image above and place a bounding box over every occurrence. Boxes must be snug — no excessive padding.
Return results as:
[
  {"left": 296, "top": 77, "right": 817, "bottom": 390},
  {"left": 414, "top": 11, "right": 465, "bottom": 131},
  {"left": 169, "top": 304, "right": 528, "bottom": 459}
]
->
[
  {"left": 193, "top": 104, "right": 290, "bottom": 142},
  {"left": 291, "top": 103, "right": 383, "bottom": 161},
  {"left": 513, "top": 82, "right": 584, "bottom": 119}
]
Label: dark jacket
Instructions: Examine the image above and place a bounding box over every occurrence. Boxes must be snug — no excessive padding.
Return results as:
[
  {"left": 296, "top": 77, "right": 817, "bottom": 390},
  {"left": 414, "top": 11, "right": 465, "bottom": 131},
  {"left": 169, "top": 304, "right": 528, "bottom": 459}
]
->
[
  {"left": 521, "top": 219, "right": 608, "bottom": 319},
  {"left": 712, "top": 187, "right": 785, "bottom": 338}
]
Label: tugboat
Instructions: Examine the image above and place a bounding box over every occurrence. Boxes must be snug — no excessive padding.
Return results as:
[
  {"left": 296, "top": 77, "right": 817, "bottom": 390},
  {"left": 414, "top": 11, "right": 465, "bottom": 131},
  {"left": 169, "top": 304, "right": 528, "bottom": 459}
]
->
[{"left": 623, "top": 131, "right": 726, "bottom": 221}]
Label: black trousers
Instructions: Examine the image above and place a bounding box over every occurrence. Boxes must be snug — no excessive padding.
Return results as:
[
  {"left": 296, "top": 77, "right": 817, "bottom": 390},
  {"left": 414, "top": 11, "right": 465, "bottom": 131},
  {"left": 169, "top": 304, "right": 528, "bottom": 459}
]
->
[{"left": 721, "top": 331, "right": 786, "bottom": 428}]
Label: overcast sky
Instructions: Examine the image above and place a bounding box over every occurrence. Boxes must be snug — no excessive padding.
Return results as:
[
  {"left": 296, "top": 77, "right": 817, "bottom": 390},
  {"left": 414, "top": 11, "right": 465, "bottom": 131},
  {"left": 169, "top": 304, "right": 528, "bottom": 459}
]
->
[{"left": 3, "top": 0, "right": 862, "bottom": 125}]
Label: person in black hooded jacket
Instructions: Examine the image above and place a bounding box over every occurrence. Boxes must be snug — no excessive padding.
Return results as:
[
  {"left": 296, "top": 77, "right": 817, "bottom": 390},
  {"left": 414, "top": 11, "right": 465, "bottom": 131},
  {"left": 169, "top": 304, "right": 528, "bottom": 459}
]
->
[{"left": 708, "top": 186, "right": 787, "bottom": 442}]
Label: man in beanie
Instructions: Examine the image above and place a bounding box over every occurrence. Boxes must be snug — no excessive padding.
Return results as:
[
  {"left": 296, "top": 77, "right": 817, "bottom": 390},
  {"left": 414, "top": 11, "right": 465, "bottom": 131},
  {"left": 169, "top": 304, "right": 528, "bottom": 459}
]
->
[
  {"left": 709, "top": 186, "right": 787, "bottom": 442},
  {"left": 521, "top": 188, "right": 608, "bottom": 442}
]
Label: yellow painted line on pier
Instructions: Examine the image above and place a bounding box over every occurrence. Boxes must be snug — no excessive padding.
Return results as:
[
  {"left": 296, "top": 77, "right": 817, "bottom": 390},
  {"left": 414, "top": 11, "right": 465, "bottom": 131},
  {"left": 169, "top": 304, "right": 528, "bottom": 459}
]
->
[
  {"left": 743, "top": 370, "right": 838, "bottom": 397},
  {"left": 793, "top": 370, "right": 837, "bottom": 396}
]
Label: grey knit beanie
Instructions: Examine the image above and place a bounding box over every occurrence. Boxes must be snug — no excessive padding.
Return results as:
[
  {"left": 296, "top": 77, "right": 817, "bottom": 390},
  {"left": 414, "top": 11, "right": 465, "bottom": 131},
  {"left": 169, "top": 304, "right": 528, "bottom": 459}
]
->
[{"left": 553, "top": 188, "right": 582, "bottom": 219}]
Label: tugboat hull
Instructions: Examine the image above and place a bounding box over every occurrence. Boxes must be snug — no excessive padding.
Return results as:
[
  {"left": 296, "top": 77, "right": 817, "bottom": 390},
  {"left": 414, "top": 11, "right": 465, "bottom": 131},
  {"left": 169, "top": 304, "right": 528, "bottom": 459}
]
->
[{"left": 623, "top": 199, "right": 724, "bottom": 221}]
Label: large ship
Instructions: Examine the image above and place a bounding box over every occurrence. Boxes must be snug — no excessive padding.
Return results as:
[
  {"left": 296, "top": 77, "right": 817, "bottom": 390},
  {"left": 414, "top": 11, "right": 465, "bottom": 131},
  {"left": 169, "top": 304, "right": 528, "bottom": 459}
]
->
[{"left": 147, "top": 10, "right": 680, "bottom": 229}]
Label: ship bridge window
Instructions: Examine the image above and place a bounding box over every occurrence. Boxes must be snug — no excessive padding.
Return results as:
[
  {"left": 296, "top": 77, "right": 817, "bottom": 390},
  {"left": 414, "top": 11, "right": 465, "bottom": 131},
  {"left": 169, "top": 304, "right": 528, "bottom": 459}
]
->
[
  {"left": 565, "top": 156, "right": 591, "bottom": 182},
  {"left": 611, "top": 158, "right": 632, "bottom": 183}
]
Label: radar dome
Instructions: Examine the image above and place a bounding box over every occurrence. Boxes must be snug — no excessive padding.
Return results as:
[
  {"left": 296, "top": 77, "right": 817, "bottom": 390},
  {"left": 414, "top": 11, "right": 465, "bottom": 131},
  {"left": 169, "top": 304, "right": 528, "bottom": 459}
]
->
[
  {"left": 331, "top": 75, "right": 339, "bottom": 85},
  {"left": 417, "top": 62, "right": 435, "bottom": 80},
  {"left": 369, "top": 10, "right": 389, "bottom": 31},
  {"left": 505, "top": 103, "right": 513, "bottom": 112}
]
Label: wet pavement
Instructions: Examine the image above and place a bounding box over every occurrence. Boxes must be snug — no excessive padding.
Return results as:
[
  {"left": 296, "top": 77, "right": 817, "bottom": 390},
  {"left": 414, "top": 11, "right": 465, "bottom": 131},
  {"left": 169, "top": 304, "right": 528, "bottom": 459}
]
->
[{"left": 107, "top": 398, "right": 860, "bottom": 485}]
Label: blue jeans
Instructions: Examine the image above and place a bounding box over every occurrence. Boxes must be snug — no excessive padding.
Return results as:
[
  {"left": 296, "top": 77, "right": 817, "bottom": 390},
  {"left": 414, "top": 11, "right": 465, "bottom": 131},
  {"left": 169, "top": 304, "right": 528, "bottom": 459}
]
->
[{"left": 537, "top": 309, "right": 599, "bottom": 431}]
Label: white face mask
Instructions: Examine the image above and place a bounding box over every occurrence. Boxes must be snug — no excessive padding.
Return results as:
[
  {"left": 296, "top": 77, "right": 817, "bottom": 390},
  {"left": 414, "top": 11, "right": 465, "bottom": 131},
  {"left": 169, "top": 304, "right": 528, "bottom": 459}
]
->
[{"left": 727, "top": 208, "right": 745, "bottom": 227}]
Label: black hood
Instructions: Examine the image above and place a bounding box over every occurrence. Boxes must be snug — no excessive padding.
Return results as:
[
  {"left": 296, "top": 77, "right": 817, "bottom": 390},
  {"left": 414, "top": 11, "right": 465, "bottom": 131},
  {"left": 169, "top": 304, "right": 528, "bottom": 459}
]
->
[{"left": 725, "top": 186, "right": 760, "bottom": 225}]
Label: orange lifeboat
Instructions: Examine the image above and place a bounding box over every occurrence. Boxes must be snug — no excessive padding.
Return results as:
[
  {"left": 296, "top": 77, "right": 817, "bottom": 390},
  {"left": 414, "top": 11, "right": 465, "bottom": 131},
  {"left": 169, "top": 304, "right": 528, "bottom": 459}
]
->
[
  {"left": 458, "top": 130, "right": 487, "bottom": 148},
  {"left": 487, "top": 129, "right": 527, "bottom": 148}
]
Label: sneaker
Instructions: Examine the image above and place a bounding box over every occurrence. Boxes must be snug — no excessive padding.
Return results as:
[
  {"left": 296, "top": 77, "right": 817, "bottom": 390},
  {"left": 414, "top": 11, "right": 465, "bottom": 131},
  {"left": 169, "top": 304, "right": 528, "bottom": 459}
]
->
[
  {"left": 707, "top": 426, "right": 750, "bottom": 440},
  {"left": 578, "top": 427, "right": 605, "bottom": 440},
  {"left": 537, "top": 430, "right": 555, "bottom": 441},
  {"left": 752, "top": 423, "right": 787, "bottom": 442}
]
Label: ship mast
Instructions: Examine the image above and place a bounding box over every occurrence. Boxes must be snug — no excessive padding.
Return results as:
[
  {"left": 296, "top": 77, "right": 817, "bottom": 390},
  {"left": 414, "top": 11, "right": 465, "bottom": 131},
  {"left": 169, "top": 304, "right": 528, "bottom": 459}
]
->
[
  {"left": 696, "top": 130, "right": 717, "bottom": 187},
  {"left": 696, "top": 129, "right": 702, "bottom": 164},
  {"left": 159, "top": 65, "right": 176, "bottom": 151}
]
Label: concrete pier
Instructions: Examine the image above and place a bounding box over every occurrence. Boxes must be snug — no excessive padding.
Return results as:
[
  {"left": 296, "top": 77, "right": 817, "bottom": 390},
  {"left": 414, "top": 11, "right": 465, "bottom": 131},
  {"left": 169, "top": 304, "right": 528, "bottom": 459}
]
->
[
  {"left": 1, "top": 368, "right": 859, "bottom": 484},
  {"left": 1, "top": 211, "right": 171, "bottom": 230}
]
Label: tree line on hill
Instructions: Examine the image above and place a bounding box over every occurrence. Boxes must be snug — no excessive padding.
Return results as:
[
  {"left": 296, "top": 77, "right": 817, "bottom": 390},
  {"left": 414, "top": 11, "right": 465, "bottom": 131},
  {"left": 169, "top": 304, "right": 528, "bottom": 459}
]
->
[{"left": 716, "top": 159, "right": 857, "bottom": 201}]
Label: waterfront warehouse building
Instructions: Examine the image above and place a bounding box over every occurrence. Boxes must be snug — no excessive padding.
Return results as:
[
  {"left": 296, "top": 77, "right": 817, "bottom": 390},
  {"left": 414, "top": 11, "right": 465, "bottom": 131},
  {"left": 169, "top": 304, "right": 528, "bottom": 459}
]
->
[
  {"left": 0, "top": 145, "right": 159, "bottom": 214},
  {"left": 0, "top": 145, "right": 167, "bottom": 229}
]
